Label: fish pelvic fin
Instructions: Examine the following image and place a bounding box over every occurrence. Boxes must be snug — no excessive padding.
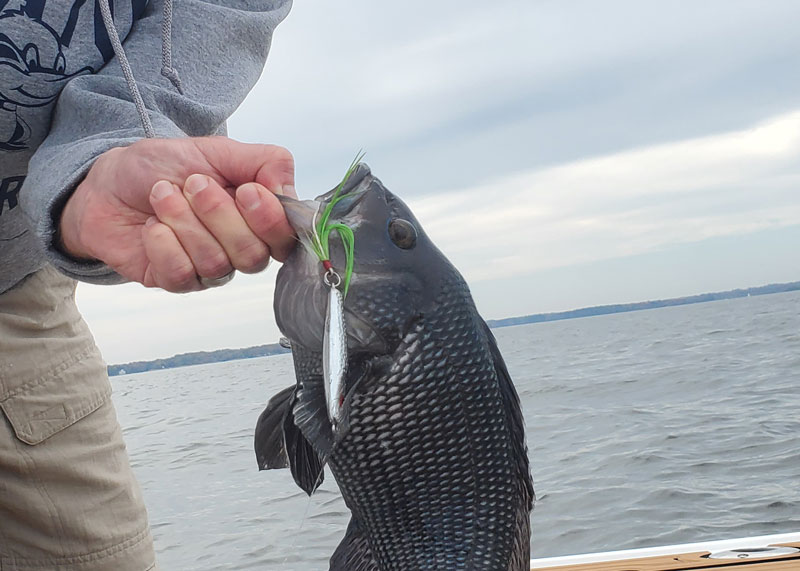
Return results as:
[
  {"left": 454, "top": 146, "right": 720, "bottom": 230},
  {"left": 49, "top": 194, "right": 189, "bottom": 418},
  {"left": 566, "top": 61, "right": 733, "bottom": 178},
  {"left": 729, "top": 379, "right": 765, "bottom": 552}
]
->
[
  {"left": 254, "top": 384, "right": 325, "bottom": 495},
  {"left": 254, "top": 385, "right": 294, "bottom": 470}
]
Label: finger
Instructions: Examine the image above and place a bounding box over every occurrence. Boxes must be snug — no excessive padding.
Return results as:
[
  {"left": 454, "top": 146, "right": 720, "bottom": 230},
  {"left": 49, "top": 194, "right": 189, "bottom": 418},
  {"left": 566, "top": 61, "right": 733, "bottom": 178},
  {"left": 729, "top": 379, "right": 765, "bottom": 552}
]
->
[
  {"left": 196, "top": 139, "right": 296, "bottom": 197},
  {"left": 183, "top": 174, "right": 271, "bottom": 274},
  {"left": 235, "top": 182, "right": 297, "bottom": 262},
  {"left": 141, "top": 217, "right": 201, "bottom": 293},
  {"left": 149, "top": 180, "right": 234, "bottom": 280}
]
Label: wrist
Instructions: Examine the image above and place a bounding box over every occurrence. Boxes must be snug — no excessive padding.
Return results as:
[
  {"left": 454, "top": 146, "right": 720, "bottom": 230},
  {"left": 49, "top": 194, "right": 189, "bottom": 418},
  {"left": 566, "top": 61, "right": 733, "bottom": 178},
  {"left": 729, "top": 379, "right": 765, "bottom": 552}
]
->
[
  {"left": 56, "top": 180, "right": 96, "bottom": 261},
  {"left": 54, "top": 146, "right": 127, "bottom": 262}
]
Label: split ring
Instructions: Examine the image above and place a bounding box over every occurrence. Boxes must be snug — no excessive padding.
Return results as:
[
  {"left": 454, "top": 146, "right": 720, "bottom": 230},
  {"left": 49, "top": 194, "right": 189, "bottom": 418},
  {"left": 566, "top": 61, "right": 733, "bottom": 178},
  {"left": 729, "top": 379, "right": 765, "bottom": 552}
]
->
[{"left": 323, "top": 268, "right": 342, "bottom": 288}]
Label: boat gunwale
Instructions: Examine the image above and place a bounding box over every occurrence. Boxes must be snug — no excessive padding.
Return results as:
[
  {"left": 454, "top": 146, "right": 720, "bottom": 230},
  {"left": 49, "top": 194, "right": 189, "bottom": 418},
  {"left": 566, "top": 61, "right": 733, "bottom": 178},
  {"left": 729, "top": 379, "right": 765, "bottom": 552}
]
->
[{"left": 529, "top": 531, "right": 800, "bottom": 569}]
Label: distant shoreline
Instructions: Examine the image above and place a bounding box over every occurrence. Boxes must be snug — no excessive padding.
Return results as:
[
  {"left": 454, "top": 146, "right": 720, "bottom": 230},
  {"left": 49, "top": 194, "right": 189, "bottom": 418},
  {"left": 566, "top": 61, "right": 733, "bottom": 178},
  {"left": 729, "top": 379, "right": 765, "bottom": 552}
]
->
[
  {"left": 108, "top": 280, "right": 800, "bottom": 376},
  {"left": 485, "top": 281, "right": 800, "bottom": 328}
]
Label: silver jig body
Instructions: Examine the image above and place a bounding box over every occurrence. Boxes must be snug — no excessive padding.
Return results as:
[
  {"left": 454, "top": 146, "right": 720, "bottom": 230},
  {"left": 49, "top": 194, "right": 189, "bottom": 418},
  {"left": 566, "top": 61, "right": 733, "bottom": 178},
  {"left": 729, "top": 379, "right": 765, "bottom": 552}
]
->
[{"left": 323, "top": 268, "right": 347, "bottom": 429}]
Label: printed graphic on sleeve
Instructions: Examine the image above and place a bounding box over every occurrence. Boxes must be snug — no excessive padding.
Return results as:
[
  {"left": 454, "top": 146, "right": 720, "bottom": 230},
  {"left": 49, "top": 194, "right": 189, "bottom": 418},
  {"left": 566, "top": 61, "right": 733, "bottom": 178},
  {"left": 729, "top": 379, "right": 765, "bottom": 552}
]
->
[
  {"left": 0, "top": 0, "right": 146, "bottom": 222},
  {"left": 0, "top": 0, "right": 97, "bottom": 151}
]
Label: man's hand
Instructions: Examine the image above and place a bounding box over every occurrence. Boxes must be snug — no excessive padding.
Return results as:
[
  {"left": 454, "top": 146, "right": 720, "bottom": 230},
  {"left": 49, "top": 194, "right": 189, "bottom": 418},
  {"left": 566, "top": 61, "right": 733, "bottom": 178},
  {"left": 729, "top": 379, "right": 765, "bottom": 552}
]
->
[{"left": 59, "top": 137, "right": 297, "bottom": 292}]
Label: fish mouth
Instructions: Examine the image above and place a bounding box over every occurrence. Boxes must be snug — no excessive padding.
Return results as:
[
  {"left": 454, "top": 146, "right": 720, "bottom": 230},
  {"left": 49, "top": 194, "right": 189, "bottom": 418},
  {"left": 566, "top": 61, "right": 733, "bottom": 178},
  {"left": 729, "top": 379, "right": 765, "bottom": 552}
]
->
[
  {"left": 276, "top": 194, "right": 321, "bottom": 236},
  {"left": 316, "top": 163, "right": 373, "bottom": 203},
  {"left": 275, "top": 163, "right": 389, "bottom": 355},
  {"left": 276, "top": 163, "right": 373, "bottom": 235}
]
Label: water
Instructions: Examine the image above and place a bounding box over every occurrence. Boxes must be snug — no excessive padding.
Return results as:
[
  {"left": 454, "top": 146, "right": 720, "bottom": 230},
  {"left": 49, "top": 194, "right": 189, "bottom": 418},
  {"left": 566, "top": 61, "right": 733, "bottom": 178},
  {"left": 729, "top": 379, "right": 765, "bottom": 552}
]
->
[{"left": 111, "top": 291, "right": 800, "bottom": 570}]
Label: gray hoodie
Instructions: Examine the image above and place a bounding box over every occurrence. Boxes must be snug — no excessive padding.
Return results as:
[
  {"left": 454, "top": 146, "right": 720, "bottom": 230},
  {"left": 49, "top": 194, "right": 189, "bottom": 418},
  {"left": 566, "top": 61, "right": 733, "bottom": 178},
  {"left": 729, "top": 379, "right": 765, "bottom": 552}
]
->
[{"left": 0, "top": 0, "right": 292, "bottom": 294}]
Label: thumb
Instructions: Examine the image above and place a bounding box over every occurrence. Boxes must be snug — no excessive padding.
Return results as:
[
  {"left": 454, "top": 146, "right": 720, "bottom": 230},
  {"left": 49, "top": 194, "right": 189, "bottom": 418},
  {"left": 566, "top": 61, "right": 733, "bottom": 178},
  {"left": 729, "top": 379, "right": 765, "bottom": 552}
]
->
[{"left": 195, "top": 137, "right": 295, "bottom": 197}]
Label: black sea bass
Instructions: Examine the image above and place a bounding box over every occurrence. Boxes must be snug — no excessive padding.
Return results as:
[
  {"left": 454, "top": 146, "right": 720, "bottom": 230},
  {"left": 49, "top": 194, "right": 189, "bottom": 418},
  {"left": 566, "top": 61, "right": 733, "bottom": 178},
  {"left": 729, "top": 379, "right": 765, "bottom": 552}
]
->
[{"left": 254, "top": 164, "right": 534, "bottom": 570}]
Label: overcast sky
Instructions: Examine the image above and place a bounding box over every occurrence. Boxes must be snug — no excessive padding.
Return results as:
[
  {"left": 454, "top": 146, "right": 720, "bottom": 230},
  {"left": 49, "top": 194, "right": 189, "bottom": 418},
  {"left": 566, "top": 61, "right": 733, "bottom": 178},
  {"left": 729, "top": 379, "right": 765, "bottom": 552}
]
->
[{"left": 77, "top": 0, "right": 800, "bottom": 363}]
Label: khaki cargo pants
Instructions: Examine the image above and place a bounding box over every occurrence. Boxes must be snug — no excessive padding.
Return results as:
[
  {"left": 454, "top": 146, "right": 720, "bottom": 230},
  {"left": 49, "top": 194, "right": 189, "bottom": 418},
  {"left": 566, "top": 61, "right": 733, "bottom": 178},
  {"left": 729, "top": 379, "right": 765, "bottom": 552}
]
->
[{"left": 0, "top": 266, "right": 157, "bottom": 570}]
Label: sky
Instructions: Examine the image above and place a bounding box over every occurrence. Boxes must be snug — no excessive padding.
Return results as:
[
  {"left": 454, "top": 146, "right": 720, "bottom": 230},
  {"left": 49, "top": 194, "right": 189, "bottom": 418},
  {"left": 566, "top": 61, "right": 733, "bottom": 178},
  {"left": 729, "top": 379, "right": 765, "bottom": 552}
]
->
[{"left": 77, "top": 0, "right": 800, "bottom": 364}]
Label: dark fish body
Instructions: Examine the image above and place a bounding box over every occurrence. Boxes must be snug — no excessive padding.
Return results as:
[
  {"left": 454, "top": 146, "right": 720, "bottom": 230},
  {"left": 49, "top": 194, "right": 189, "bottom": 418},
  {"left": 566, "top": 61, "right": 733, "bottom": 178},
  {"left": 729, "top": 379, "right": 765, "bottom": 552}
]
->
[{"left": 255, "top": 165, "right": 534, "bottom": 570}]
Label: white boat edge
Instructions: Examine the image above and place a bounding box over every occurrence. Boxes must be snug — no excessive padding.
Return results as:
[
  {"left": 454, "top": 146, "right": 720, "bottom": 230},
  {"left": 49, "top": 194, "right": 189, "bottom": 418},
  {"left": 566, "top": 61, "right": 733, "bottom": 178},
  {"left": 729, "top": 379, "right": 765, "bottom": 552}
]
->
[{"left": 529, "top": 531, "right": 800, "bottom": 568}]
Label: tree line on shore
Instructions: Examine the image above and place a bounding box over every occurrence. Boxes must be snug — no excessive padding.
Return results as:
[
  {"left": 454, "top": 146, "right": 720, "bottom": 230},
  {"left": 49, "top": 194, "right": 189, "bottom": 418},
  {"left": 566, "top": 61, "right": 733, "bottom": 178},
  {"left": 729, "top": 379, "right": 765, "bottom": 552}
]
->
[
  {"left": 109, "top": 280, "right": 800, "bottom": 376},
  {"left": 486, "top": 281, "right": 800, "bottom": 328}
]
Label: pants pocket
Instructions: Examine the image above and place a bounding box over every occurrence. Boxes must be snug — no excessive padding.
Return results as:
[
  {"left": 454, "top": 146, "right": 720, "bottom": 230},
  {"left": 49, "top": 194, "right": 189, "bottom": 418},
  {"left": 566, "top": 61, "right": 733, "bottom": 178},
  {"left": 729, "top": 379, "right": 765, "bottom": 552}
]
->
[{"left": 0, "top": 342, "right": 111, "bottom": 445}]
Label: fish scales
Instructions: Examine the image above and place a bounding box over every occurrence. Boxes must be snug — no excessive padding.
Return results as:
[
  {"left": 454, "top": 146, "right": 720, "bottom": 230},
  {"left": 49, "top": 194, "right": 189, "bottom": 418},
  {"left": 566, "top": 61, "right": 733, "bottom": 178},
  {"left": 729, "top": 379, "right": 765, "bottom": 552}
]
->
[
  {"left": 328, "top": 272, "right": 528, "bottom": 570},
  {"left": 255, "top": 164, "right": 533, "bottom": 570}
]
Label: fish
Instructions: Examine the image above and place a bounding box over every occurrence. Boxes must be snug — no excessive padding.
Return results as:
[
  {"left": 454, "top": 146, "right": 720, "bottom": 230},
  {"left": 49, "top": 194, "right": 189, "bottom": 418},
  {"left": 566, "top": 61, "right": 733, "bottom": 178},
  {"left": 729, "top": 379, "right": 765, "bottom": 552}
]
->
[{"left": 254, "top": 164, "right": 534, "bottom": 571}]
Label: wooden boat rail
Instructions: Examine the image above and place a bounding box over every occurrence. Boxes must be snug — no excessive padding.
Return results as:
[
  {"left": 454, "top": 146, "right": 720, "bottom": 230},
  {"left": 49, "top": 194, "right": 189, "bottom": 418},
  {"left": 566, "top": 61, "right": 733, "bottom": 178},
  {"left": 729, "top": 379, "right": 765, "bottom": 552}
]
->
[{"left": 530, "top": 539, "right": 800, "bottom": 571}]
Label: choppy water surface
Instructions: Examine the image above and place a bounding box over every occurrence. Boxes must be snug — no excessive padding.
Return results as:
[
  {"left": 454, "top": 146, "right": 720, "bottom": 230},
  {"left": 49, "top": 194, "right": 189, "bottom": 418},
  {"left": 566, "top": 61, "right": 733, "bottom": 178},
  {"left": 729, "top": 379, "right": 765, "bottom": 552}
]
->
[{"left": 111, "top": 291, "right": 800, "bottom": 570}]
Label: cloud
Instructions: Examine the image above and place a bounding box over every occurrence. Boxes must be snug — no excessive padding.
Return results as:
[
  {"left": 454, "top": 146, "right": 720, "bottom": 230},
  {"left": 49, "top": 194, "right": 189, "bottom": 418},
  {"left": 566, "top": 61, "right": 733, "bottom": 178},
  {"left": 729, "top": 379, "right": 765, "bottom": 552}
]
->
[
  {"left": 79, "top": 109, "right": 800, "bottom": 363},
  {"left": 76, "top": 1, "right": 800, "bottom": 363},
  {"left": 409, "top": 110, "right": 800, "bottom": 281},
  {"left": 230, "top": 0, "right": 800, "bottom": 195}
]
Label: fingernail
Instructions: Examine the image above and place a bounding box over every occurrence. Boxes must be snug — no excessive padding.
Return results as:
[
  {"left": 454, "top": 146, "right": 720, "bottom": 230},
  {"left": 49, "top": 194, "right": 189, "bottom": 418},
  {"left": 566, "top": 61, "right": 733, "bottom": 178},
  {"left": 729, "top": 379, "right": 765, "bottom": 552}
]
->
[
  {"left": 237, "top": 184, "right": 261, "bottom": 211},
  {"left": 185, "top": 174, "right": 209, "bottom": 197},
  {"left": 281, "top": 184, "right": 297, "bottom": 198},
  {"left": 151, "top": 180, "right": 173, "bottom": 201},
  {"left": 145, "top": 216, "right": 157, "bottom": 227}
]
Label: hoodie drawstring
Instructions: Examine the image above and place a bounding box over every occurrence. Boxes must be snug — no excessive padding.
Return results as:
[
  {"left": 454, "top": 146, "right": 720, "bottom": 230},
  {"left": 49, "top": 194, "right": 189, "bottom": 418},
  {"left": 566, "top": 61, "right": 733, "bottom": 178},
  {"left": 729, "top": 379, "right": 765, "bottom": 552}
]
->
[
  {"left": 160, "top": 0, "right": 184, "bottom": 95},
  {"left": 98, "top": 0, "right": 184, "bottom": 138}
]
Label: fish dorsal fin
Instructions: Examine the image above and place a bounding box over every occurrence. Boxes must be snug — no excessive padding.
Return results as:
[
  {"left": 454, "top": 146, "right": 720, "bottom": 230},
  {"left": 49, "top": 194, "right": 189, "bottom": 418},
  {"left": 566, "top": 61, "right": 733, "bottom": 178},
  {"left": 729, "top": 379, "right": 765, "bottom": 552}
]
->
[
  {"left": 254, "top": 384, "right": 325, "bottom": 495},
  {"left": 481, "top": 320, "right": 535, "bottom": 508}
]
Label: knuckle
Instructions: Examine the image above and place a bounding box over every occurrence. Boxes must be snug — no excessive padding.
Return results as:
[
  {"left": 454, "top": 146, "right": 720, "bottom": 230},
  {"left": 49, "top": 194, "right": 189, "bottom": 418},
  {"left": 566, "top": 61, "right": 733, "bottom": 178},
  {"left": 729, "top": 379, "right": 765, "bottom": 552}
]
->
[
  {"left": 271, "top": 240, "right": 294, "bottom": 263},
  {"left": 232, "top": 240, "right": 269, "bottom": 273},
  {"left": 199, "top": 252, "right": 232, "bottom": 278},
  {"left": 192, "top": 191, "right": 228, "bottom": 217},
  {"left": 256, "top": 145, "right": 295, "bottom": 180},
  {"left": 248, "top": 206, "right": 282, "bottom": 236},
  {"left": 165, "top": 263, "right": 197, "bottom": 291},
  {"left": 144, "top": 221, "right": 170, "bottom": 241},
  {"left": 153, "top": 197, "right": 187, "bottom": 221},
  {"left": 265, "top": 144, "right": 294, "bottom": 164}
]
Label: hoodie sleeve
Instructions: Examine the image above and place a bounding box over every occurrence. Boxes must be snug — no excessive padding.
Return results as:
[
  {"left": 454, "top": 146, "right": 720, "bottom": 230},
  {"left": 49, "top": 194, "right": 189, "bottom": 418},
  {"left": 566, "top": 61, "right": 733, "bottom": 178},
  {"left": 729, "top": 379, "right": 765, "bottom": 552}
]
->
[{"left": 20, "top": 0, "right": 293, "bottom": 284}]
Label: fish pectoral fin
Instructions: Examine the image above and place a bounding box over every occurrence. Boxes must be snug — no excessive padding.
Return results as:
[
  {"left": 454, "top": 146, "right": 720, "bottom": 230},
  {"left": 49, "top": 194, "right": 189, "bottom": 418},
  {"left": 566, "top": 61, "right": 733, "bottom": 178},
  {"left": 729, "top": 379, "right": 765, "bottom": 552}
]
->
[
  {"left": 329, "top": 518, "right": 379, "bottom": 571},
  {"left": 254, "top": 385, "right": 295, "bottom": 470}
]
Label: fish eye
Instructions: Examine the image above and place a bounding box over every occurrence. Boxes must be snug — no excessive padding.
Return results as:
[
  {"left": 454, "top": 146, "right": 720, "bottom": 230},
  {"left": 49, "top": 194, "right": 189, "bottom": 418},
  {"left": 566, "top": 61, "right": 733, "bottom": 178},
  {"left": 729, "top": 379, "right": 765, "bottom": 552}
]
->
[{"left": 388, "top": 218, "right": 417, "bottom": 249}]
